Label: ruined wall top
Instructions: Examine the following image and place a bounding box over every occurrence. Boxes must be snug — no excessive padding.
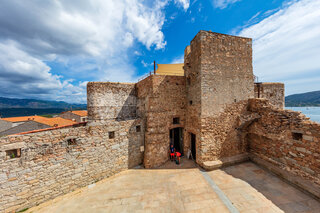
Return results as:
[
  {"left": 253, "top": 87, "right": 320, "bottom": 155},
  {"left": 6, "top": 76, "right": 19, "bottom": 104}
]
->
[{"left": 87, "top": 82, "right": 137, "bottom": 125}]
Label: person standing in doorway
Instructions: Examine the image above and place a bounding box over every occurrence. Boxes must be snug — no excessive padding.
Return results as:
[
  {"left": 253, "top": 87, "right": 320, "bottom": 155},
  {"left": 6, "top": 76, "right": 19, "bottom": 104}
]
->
[{"left": 170, "top": 144, "right": 175, "bottom": 161}]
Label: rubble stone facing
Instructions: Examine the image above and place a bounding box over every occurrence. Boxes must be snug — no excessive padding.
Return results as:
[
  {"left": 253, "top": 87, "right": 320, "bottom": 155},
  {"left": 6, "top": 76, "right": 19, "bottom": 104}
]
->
[
  {"left": 136, "top": 75, "right": 186, "bottom": 168},
  {"left": 254, "top": 83, "right": 284, "bottom": 109},
  {"left": 0, "top": 120, "right": 143, "bottom": 213},
  {"left": 247, "top": 98, "right": 320, "bottom": 196},
  {"left": 200, "top": 101, "right": 251, "bottom": 163},
  {"left": 184, "top": 39, "right": 202, "bottom": 164},
  {"left": 186, "top": 31, "right": 254, "bottom": 166}
]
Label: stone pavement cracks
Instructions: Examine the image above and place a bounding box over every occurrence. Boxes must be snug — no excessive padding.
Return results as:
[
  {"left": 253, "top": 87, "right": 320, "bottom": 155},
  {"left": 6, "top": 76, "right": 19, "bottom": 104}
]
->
[{"left": 26, "top": 159, "right": 320, "bottom": 213}]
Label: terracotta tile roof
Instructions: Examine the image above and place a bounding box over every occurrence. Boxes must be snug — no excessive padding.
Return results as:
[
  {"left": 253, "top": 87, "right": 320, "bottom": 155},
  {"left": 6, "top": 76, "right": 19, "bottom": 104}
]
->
[
  {"left": 1, "top": 116, "right": 41, "bottom": 122},
  {"left": 1, "top": 116, "right": 77, "bottom": 127},
  {"left": 39, "top": 117, "right": 77, "bottom": 127},
  {"left": 70, "top": 110, "right": 87, "bottom": 117}
]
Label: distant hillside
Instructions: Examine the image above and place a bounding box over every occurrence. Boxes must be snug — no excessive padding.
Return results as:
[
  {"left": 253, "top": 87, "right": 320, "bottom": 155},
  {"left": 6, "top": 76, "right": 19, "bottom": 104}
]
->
[
  {"left": 0, "top": 97, "right": 86, "bottom": 109},
  {"left": 286, "top": 91, "right": 320, "bottom": 107},
  {"left": 0, "top": 97, "right": 86, "bottom": 118}
]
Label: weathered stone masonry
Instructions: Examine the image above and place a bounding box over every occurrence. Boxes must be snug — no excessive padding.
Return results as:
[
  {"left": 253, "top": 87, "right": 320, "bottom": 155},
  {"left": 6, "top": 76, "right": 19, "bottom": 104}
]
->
[
  {"left": 0, "top": 81, "right": 143, "bottom": 213},
  {"left": 247, "top": 98, "right": 320, "bottom": 197},
  {"left": 0, "top": 121, "right": 143, "bottom": 213}
]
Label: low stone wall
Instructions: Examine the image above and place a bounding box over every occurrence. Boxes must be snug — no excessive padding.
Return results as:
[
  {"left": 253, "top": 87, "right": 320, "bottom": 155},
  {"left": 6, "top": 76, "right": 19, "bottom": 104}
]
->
[
  {"left": 0, "top": 119, "right": 143, "bottom": 213},
  {"left": 247, "top": 98, "right": 320, "bottom": 198}
]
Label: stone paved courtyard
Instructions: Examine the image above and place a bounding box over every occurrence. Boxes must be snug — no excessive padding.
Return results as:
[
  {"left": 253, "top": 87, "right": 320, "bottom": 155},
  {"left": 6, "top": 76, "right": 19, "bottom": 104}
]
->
[{"left": 27, "top": 160, "right": 320, "bottom": 213}]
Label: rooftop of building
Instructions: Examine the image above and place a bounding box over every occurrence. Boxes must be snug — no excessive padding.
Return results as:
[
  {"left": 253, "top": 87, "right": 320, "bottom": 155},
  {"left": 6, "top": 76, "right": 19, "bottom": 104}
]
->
[
  {"left": 1, "top": 115, "right": 77, "bottom": 127},
  {"left": 66, "top": 110, "right": 88, "bottom": 117}
]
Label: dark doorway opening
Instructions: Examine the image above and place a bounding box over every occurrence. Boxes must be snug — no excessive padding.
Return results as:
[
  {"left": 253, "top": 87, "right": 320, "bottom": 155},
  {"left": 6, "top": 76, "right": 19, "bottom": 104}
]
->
[
  {"left": 190, "top": 133, "right": 196, "bottom": 160},
  {"left": 170, "top": 127, "right": 184, "bottom": 155}
]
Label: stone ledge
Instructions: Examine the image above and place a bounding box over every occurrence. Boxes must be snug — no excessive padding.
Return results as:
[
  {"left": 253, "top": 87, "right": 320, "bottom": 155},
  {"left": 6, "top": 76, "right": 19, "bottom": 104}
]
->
[
  {"left": 202, "top": 153, "right": 249, "bottom": 171},
  {"left": 250, "top": 154, "right": 320, "bottom": 201}
]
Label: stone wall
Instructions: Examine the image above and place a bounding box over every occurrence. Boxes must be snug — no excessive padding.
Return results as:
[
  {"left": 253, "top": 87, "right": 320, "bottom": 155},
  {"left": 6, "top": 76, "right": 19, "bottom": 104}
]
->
[
  {"left": 87, "top": 82, "right": 137, "bottom": 125},
  {"left": 247, "top": 98, "right": 320, "bottom": 198},
  {"left": 136, "top": 75, "right": 186, "bottom": 168},
  {"left": 254, "top": 83, "right": 284, "bottom": 109},
  {"left": 199, "top": 31, "right": 254, "bottom": 117},
  {"left": 184, "top": 41, "right": 202, "bottom": 164},
  {"left": 186, "top": 31, "right": 254, "bottom": 165},
  {"left": 0, "top": 119, "right": 143, "bottom": 213}
]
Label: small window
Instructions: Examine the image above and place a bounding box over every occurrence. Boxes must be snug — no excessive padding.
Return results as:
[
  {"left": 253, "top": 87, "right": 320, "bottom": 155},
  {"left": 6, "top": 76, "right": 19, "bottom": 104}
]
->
[
  {"left": 67, "top": 138, "right": 77, "bottom": 145},
  {"left": 189, "top": 100, "right": 193, "bottom": 105},
  {"left": 292, "top": 132, "right": 302, "bottom": 141},
  {"left": 109, "top": 131, "right": 115, "bottom": 139},
  {"left": 6, "top": 149, "right": 21, "bottom": 159},
  {"left": 234, "top": 99, "right": 237, "bottom": 103},
  {"left": 136, "top": 125, "right": 141, "bottom": 132},
  {"left": 173, "top": 117, "right": 180, "bottom": 124}
]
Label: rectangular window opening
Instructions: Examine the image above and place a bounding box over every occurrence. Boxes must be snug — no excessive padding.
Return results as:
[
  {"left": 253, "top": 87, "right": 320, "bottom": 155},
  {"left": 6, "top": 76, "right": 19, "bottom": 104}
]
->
[
  {"left": 6, "top": 149, "right": 21, "bottom": 159},
  {"left": 109, "top": 131, "right": 115, "bottom": 139},
  {"left": 292, "top": 132, "right": 302, "bottom": 141},
  {"left": 67, "top": 138, "right": 77, "bottom": 145},
  {"left": 136, "top": 125, "right": 141, "bottom": 132},
  {"left": 173, "top": 117, "right": 180, "bottom": 125}
]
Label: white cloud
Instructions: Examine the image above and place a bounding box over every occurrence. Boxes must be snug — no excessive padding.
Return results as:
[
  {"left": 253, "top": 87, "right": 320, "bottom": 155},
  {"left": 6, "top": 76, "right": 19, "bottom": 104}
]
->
[
  {"left": 0, "top": 0, "right": 182, "bottom": 103},
  {"left": 174, "top": 0, "right": 190, "bottom": 11},
  {"left": 238, "top": 0, "right": 320, "bottom": 95},
  {"left": 212, "top": 0, "right": 241, "bottom": 9},
  {"left": 141, "top": 60, "right": 153, "bottom": 67},
  {"left": 0, "top": 40, "right": 89, "bottom": 103},
  {"left": 171, "top": 55, "right": 184, "bottom": 64}
]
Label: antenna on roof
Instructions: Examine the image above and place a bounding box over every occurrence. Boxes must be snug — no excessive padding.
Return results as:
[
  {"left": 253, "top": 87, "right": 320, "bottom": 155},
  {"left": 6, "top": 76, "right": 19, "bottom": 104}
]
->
[{"left": 154, "top": 61, "right": 156, "bottom": 74}]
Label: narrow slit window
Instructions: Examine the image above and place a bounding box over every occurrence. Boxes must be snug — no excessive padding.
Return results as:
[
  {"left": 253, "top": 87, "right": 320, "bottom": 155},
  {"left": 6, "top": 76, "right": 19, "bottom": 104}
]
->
[
  {"left": 136, "top": 125, "right": 141, "bottom": 132},
  {"left": 109, "top": 131, "right": 115, "bottom": 139}
]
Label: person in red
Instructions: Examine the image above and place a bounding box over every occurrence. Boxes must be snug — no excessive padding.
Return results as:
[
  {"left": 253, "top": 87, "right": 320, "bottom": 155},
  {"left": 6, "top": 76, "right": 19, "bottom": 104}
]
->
[
  {"left": 175, "top": 151, "right": 181, "bottom": 164},
  {"left": 170, "top": 144, "right": 175, "bottom": 161}
]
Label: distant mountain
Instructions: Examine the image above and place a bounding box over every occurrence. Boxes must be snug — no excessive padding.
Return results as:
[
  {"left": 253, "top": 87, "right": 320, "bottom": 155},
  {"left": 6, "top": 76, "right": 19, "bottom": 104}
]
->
[
  {"left": 0, "top": 97, "right": 86, "bottom": 109},
  {"left": 0, "top": 97, "right": 86, "bottom": 117},
  {"left": 286, "top": 91, "right": 320, "bottom": 107}
]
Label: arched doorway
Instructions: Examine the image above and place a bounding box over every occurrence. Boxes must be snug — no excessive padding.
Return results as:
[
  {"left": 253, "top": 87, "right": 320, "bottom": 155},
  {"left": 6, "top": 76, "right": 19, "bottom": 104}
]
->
[{"left": 170, "top": 127, "right": 184, "bottom": 155}]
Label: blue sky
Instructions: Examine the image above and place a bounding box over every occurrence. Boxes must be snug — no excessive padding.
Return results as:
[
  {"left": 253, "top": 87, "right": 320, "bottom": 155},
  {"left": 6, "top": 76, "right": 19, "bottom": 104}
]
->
[{"left": 0, "top": 0, "right": 319, "bottom": 103}]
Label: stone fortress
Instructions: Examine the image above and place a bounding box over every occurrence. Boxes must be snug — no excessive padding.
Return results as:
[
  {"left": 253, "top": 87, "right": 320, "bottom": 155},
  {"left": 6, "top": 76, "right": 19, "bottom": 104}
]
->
[{"left": 0, "top": 31, "right": 319, "bottom": 212}]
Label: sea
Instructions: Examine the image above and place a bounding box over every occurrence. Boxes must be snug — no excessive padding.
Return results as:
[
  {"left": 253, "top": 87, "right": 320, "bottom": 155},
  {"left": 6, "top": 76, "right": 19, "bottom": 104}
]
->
[{"left": 285, "top": 107, "right": 320, "bottom": 123}]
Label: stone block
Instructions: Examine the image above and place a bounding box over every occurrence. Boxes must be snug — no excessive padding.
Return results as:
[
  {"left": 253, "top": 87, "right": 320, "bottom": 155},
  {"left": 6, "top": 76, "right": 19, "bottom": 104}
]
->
[{"left": 303, "top": 135, "right": 313, "bottom": 141}]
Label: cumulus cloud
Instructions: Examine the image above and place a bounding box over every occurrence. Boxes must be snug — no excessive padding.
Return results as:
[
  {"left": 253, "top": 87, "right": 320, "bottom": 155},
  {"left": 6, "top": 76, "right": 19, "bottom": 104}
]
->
[
  {"left": 174, "top": 0, "right": 190, "bottom": 11},
  {"left": 0, "top": 0, "right": 175, "bottom": 103},
  {"left": 238, "top": 0, "right": 320, "bottom": 95},
  {"left": 212, "top": 0, "right": 241, "bottom": 9}
]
